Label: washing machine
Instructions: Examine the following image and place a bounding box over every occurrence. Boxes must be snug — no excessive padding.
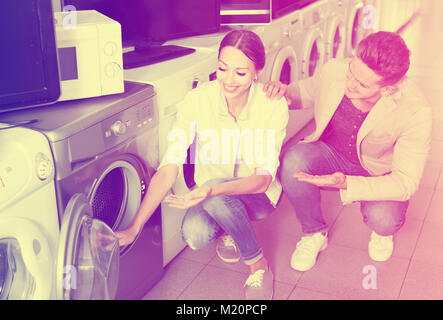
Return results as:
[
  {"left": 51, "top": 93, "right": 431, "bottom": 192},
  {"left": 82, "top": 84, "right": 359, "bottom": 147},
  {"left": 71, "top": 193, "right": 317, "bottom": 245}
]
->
[
  {"left": 288, "top": 0, "right": 328, "bottom": 79},
  {"left": 124, "top": 49, "right": 218, "bottom": 266},
  {"left": 0, "top": 126, "right": 60, "bottom": 299},
  {"left": 261, "top": 0, "right": 328, "bottom": 142},
  {"left": 324, "top": 0, "right": 347, "bottom": 61},
  {"left": 0, "top": 125, "right": 121, "bottom": 299},
  {"left": 0, "top": 81, "right": 163, "bottom": 299},
  {"left": 343, "top": 0, "right": 368, "bottom": 56}
]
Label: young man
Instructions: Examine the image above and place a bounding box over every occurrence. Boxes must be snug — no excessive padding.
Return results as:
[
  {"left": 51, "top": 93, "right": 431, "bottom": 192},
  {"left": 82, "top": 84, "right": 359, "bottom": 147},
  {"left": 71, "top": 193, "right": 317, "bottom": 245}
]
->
[{"left": 264, "top": 31, "right": 432, "bottom": 271}]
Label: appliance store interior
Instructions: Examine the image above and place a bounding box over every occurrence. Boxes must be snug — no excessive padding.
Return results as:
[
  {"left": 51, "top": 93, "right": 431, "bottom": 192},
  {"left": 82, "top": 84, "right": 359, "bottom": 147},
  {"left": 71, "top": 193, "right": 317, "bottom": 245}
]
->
[{"left": 1, "top": 0, "right": 443, "bottom": 301}]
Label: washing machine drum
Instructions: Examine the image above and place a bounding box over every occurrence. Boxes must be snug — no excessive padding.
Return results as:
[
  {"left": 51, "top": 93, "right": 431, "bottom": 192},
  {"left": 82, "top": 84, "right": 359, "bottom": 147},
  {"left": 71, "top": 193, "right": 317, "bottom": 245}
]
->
[
  {"left": 88, "top": 158, "right": 146, "bottom": 233},
  {"left": 90, "top": 168, "right": 126, "bottom": 228}
]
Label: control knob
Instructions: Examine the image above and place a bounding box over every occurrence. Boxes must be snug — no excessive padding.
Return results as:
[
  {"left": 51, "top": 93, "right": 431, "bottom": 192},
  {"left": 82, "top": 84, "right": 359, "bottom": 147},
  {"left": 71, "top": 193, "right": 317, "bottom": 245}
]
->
[{"left": 111, "top": 120, "right": 126, "bottom": 136}]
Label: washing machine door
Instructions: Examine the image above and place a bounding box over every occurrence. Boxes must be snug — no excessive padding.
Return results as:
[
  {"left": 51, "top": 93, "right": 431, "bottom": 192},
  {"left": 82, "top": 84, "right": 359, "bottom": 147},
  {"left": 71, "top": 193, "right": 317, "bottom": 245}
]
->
[
  {"left": 270, "top": 46, "right": 298, "bottom": 85},
  {"left": 56, "top": 193, "right": 119, "bottom": 300},
  {"left": 301, "top": 29, "right": 325, "bottom": 78},
  {"left": 326, "top": 16, "right": 345, "bottom": 61},
  {"left": 0, "top": 217, "right": 53, "bottom": 300},
  {"left": 347, "top": 1, "right": 365, "bottom": 55}
]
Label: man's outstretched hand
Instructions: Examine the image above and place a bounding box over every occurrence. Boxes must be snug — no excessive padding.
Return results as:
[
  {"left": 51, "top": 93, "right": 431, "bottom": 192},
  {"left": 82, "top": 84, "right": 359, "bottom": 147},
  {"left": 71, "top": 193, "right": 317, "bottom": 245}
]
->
[{"left": 293, "top": 172, "right": 347, "bottom": 189}]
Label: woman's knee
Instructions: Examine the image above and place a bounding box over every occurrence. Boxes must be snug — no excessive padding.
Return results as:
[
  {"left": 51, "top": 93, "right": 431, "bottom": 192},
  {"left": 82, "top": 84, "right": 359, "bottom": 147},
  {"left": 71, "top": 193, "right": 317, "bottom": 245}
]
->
[
  {"left": 181, "top": 209, "right": 219, "bottom": 250},
  {"left": 202, "top": 195, "right": 243, "bottom": 218}
]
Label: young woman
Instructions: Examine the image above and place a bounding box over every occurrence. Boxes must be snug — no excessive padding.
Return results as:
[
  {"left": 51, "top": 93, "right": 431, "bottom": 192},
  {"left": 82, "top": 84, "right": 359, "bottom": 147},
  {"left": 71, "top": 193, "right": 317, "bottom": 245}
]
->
[{"left": 116, "top": 30, "right": 288, "bottom": 300}]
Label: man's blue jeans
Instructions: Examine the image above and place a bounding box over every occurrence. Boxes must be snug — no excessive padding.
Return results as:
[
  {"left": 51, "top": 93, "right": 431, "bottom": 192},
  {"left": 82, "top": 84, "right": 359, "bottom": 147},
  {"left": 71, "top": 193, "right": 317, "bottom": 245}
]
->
[
  {"left": 181, "top": 178, "right": 274, "bottom": 265},
  {"left": 280, "top": 141, "right": 408, "bottom": 236}
]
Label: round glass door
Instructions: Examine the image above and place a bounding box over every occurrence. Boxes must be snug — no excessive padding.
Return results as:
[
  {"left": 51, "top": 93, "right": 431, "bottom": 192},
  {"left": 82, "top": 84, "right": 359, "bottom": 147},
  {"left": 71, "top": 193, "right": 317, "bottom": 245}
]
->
[
  {"left": 351, "top": 8, "right": 363, "bottom": 50},
  {"left": 271, "top": 46, "right": 298, "bottom": 84},
  {"left": 332, "top": 26, "right": 342, "bottom": 59},
  {"left": 0, "top": 239, "right": 35, "bottom": 300},
  {"left": 308, "top": 40, "right": 320, "bottom": 77},
  {"left": 57, "top": 193, "right": 119, "bottom": 300},
  {"left": 0, "top": 217, "right": 53, "bottom": 300}
]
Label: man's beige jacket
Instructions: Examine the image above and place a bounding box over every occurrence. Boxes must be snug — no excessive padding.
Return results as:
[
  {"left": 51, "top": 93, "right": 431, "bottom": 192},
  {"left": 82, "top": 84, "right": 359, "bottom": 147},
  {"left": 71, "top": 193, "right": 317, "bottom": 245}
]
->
[{"left": 290, "top": 59, "right": 432, "bottom": 204}]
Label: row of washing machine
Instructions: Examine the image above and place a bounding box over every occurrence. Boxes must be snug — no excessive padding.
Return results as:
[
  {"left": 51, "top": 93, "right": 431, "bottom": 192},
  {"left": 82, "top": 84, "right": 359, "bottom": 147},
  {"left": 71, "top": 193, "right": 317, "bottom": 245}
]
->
[{"left": 0, "top": 82, "right": 164, "bottom": 299}]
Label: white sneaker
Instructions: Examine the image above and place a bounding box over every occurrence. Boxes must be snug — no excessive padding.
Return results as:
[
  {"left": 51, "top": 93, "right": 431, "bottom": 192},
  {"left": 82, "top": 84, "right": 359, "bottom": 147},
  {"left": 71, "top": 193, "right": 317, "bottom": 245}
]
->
[
  {"left": 244, "top": 269, "right": 274, "bottom": 300},
  {"left": 290, "top": 232, "right": 328, "bottom": 271},
  {"left": 368, "top": 231, "right": 394, "bottom": 262}
]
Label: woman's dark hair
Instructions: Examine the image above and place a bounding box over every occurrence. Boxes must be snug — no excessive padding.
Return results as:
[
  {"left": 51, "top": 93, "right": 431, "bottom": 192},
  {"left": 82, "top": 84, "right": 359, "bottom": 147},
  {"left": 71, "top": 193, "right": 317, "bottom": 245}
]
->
[{"left": 218, "top": 30, "right": 266, "bottom": 71}]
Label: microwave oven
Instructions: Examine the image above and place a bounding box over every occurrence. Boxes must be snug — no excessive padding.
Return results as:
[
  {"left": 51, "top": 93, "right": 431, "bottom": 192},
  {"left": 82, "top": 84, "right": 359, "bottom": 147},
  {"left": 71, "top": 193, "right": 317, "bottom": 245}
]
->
[
  {"left": 54, "top": 10, "right": 124, "bottom": 101},
  {"left": 220, "top": 0, "right": 319, "bottom": 25}
]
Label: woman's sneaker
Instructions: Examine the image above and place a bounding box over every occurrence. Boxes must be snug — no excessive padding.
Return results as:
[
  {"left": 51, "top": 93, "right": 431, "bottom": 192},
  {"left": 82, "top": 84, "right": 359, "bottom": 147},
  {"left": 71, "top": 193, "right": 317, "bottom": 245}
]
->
[
  {"left": 244, "top": 269, "right": 274, "bottom": 300},
  {"left": 290, "top": 231, "right": 328, "bottom": 271},
  {"left": 368, "top": 231, "right": 394, "bottom": 261},
  {"left": 216, "top": 234, "right": 241, "bottom": 263}
]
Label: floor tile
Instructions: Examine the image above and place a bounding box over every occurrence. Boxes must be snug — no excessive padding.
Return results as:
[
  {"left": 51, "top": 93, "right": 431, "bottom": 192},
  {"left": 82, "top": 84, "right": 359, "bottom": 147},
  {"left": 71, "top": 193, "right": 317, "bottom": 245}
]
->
[
  {"left": 407, "top": 187, "right": 435, "bottom": 221},
  {"left": 420, "top": 162, "right": 443, "bottom": 190},
  {"left": 208, "top": 227, "right": 304, "bottom": 286},
  {"left": 412, "top": 219, "right": 443, "bottom": 266},
  {"left": 328, "top": 205, "right": 422, "bottom": 259},
  {"left": 143, "top": 257, "right": 206, "bottom": 300},
  {"left": 288, "top": 287, "right": 343, "bottom": 300},
  {"left": 399, "top": 259, "right": 443, "bottom": 299},
  {"left": 177, "top": 265, "right": 294, "bottom": 300},
  {"left": 178, "top": 241, "right": 217, "bottom": 265},
  {"left": 428, "top": 140, "right": 443, "bottom": 164},
  {"left": 295, "top": 245, "right": 410, "bottom": 300},
  {"left": 177, "top": 265, "right": 248, "bottom": 300},
  {"left": 435, "top": 170, "right": 443, "bottom": 190},
  {"left": 423, "top": 191, "right": 443, "bottom": 224}
]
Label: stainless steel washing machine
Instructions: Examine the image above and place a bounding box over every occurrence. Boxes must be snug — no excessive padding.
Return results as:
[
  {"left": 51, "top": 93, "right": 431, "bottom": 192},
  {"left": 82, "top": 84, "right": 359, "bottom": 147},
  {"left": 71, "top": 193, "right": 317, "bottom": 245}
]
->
[{"left": 0, "top": 81, "right": 163, "bottom": 300}]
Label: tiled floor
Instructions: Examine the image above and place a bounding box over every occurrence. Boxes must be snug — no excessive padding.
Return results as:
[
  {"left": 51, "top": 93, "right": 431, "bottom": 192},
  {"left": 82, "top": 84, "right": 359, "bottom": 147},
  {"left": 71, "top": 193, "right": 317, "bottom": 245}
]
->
[{"left": 143, "top": 2, "right": 443, "bottom": 300}]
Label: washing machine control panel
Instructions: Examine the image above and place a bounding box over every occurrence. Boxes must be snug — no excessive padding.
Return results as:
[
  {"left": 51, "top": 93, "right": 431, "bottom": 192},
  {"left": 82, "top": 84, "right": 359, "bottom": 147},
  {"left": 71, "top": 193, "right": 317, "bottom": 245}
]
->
[{"left": 103, "top": 96, "right": 157, "bottom": 148}]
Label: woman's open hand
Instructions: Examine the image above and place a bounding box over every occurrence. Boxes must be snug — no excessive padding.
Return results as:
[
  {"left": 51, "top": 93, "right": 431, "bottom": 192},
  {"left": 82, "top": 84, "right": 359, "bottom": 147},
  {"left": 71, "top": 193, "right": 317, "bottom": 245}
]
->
[{"left": 164, "top": 185, "right": 212, "bottom": 210}]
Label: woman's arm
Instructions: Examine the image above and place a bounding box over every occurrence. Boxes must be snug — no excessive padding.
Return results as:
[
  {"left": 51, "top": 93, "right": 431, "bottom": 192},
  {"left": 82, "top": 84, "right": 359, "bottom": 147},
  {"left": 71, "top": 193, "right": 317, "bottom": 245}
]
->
[
  {"left": 115, "top": 164, "right": 179, "bottom": 246},
  {"left": 163, "top": 171, "right": 272, "bottom": 210}
]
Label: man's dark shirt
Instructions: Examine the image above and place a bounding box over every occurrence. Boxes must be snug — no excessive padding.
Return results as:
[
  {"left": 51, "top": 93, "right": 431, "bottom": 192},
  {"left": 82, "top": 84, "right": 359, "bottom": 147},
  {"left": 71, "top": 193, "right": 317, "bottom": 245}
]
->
[{"left": 321, "top": 95, "right": 369, "bottom": 166}]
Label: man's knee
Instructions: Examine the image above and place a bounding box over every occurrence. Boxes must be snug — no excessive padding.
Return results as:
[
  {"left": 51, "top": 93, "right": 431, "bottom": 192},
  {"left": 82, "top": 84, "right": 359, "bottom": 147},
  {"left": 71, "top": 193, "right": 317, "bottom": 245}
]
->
[
  {"left": 280, "top": 143, "right": 318, "bottom": 178},
  {"left": 361, "top": 201, "right": 408, "bottom": 236}
]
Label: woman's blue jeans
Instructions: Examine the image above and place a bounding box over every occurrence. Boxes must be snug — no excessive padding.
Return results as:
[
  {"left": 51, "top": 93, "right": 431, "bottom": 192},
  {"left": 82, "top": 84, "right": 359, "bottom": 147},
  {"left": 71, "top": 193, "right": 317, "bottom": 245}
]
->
[
  {"left": 279, "top": 141, "right": 408, "bottom": 236},
  {"left": 181, "top": 178, "right": 275, "bottom": 265}
]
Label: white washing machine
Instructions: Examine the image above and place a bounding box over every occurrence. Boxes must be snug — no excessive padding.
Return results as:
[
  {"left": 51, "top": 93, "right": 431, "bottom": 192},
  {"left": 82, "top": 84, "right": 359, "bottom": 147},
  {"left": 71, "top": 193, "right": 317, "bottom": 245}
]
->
[
  {"left": 0, "top": 126, "right": 59, "bottom": 299},
  {"left": 124, "top": 49, "right": 218, "bottom": 266},
  {"left": 255, "top": 12, "right": 301, "bottom": 86},
  {"left": 289, "top": 0, "right": 328, "bottom": 79},
  {"left": 0, "top": 82, "right": 163, "bottom": 300},
  {"left": 249, "top": 12, "right": 314, "bottom": 143},
  {"left": 0, "top": 125, "right": 119, "bottom": 299},
  {"left": 324, "top": 0, "right": 347, "bottom": 61},
  {"left": 344, "top": 0, "right": 368, "bottom": 56}
]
